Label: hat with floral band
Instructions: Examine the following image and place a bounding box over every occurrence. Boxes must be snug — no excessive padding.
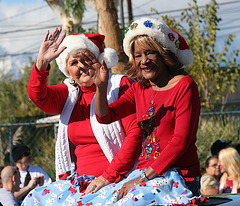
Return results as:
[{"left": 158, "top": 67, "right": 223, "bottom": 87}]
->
[
  {"left": 123, "top": 17, "right": 194, "bottom": 67},
  {"left": 56, "top": 33, "right": 119, "bottom": 77}
]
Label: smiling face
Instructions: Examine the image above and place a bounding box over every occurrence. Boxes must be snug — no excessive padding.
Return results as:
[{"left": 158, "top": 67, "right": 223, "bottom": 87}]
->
[
  {"left": 206, "top": 157, "right": 221, "bottom": 178},
  {"left": 218, "top": 159, "right": 226, "bottom": 174},
  {"left": 133, "top": 40, "right": 170, "bottom": 87},
  {"left": 67, "top": 51, "right": 95, "bottom": 87}
]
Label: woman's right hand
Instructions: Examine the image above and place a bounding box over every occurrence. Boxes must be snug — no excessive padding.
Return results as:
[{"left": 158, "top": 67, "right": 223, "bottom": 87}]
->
[{"left": 36, "top": 27, "right": 66, "bottom": 71}]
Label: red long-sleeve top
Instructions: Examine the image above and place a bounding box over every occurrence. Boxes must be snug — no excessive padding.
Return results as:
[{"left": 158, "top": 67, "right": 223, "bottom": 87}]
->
[
  {"left": 28, "top": 63, "right": 142, "bottom": 182},
  {"left": 97, "top": 76, "right": 201, "bottom": 177}
]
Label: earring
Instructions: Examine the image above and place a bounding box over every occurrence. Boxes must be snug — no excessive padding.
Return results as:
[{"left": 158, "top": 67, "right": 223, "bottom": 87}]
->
[{"left": 70, "top": 79, "right": 76, "bottom": 85}]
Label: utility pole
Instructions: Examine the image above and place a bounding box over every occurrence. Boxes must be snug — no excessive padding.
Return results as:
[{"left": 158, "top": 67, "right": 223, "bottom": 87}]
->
[
  {"left": 127, "top": 0, "right": 133, "bottom": 24},
  {"left": 119, "top": 0, "right": 125, "bottom": 28}
]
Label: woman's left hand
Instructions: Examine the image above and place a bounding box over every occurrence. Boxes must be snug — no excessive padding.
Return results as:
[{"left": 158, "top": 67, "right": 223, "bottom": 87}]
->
[
  {"left": 119, "top": 180, "right": 136, "bottom": 199},
  {"left": 85, "top": 175, "right": 110, "bottom": 194}
]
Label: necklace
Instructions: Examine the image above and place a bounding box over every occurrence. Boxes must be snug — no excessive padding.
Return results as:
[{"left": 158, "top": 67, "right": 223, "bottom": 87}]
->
[{"left": 149, "top": 90, "right": 159, "bottom": 116}]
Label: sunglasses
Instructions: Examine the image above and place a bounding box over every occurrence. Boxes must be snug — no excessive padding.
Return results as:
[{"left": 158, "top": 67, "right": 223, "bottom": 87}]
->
[{"left": 14, "top": 166, "right": 19, "bottom": 174}]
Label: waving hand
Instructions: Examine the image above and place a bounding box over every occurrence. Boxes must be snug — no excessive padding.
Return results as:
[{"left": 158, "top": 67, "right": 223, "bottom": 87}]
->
[{"left": 36, "top": 28, "right": 66, "bottom": 71}]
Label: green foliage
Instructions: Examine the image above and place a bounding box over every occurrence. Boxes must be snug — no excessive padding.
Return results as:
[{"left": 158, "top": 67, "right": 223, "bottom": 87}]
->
[
  {"left": 64, "top": 0, "right": 85, "bottom": 21},
  {"left": 0, "top": 123, "right": 57, "bottom": 180},
  {"left": 63, "top": 0, "right": 85, "bottom": 34},
  {"left": 0, "top": 74, "right": 17, "bottom": 123},
  {"left": 32, "top": 132, "right": 56, "bottom": 181},
  {"left": 0, "top": 58, "right": 65, "bottom": 122},
  {"left": 48, "top": 61, "right": 66, "bottom": 85},
  {"left": 158, "top": 0, "right": 240, "bottom": 112}
]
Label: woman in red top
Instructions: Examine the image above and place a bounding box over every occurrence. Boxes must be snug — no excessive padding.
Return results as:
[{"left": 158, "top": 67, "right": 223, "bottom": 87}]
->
[
  {"left": 23, "top": 28, "right": 142, "bottom": 205},
  {"left": 219, "top": 147, "right": 240, "bottom": 193},
  {"left": 90, "top": 17, "right": 201, "bottom": 205}
]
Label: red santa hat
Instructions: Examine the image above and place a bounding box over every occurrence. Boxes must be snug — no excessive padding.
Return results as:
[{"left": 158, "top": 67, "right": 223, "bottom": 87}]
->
[
  {"left": 123, "top": 17, "right": 194, "bottom": 67},
  {"left": 56, "top": 33, "right": 119, "bottom": 77}
]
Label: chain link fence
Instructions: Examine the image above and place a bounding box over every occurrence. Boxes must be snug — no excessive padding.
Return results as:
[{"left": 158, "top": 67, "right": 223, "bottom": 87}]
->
[
  {"left": 1, "top": 111, "right": 240, "bottom": 180},
  {"left": 0, "top": 117, "right": 59, "bottom": 181}
]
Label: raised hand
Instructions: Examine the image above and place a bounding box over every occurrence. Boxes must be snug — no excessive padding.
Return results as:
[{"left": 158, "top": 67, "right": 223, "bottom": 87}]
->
[
  {"left": 77, "top": 51, "right": 109, "bottom": 88},
  {"left": 92, "top": 59, "right": 109, "bottom": 89},
  {"left": 36, "top": 28, "right": 66, "bottom": 71}
]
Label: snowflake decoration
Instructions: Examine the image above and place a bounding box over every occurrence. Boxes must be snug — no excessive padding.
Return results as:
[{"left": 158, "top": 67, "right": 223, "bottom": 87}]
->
[
  {"left": 158, "top": 24, "right": 166, "bottom": 32},
  {"left": 143, "top": 20, "right": 153, "bottom": 28}
]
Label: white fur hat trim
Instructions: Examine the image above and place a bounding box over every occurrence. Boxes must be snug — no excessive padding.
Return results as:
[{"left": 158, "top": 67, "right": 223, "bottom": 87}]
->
[
  {"left": 123, "top": 17, "right": 194, "bottom": 67},
  {"left": 56, "top": 34, "right": 118, "bottom": 77}
]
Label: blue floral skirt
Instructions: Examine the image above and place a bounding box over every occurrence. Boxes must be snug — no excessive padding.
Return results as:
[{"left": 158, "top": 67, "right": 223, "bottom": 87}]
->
[{"left": 22, "top": 168, "right": 201, "bottom": 206}]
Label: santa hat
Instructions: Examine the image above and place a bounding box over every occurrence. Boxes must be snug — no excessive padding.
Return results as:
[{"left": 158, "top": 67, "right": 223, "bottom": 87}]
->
[
  {"left": 56, "top": 33, "right": 119, "bottom": 77},
  {"left": 123, "top": 18, "right": 194, "bottom": 67}
]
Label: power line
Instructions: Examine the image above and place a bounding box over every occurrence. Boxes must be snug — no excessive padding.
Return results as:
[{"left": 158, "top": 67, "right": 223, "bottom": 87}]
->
[
  {"left": 0, "top": 5, "right": 48, "bottom": 22},
  {"left": 0, "top": 52, "right": 38, "bottom": 58},
  {"left": 1, "top": 0, "right": 239, "bottom": 36},
  {"left": 0, "top": 19, "right": 98, "bottom": 35},
  {"left": 133, "top": 0, "right": 240, "bottom": 18},
  {"left": 1, "top": 0, "right": 239, "bottom": 59},
  {"left": 0, "top": 18, "right": 59, "bottom": 27},
  {"left": 0, "top": 25, "right": 61, "bottom": 35}
]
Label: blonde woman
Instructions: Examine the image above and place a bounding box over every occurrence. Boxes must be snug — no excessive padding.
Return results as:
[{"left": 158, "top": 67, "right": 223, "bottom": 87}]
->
[{"left": 218, "top": 147, "right": 240, "bottom": 193}]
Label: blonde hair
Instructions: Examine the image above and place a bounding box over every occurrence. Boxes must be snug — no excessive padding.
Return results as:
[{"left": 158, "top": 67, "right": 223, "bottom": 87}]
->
[
  {"left": 219, "top": 147, "right": 240, "bottom": 189},
  {"left": 125, "top": 35, "right": 184, "bottom": 86}
]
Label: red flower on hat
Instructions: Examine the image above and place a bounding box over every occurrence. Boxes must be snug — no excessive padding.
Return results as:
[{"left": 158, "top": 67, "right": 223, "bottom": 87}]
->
[
  {"left": 168, "top": 33, "right": 175, "bottom": 41},
  {"left": 170, "top": 29, "right": 190, "bottom": 50}
]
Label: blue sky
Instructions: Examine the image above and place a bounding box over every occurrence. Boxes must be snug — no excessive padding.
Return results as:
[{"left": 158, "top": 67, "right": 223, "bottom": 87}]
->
[
  {"left": 0, "top": 0, "right": 239, "bottom": 77},
  {"left": 6, "top": 0, "right": 34, "bottom": 4}
]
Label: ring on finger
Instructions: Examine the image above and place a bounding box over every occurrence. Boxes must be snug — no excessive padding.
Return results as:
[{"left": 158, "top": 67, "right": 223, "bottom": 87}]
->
[
  {"left": 92, "top": 184, "right": 97, "bottom": 190},
  {"left": 48, "top": 34, "right": 53, "bottom": 41}
]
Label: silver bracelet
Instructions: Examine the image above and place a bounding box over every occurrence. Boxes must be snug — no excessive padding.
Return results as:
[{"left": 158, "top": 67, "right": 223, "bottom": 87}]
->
[
  {"left": 140, "top": 172, "right": 149, "bottom": 182},
  {"left": 133, "top": 179, "right": 137, "bottom": 186}
]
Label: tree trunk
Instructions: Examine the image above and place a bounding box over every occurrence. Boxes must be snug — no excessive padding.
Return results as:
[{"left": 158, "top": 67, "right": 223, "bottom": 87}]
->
[
  {"left": 46, "top": 0, "right": 81, "bottom": 34},
  {"left": 94, "top": 0, "right": 129, "bottom": 74}
]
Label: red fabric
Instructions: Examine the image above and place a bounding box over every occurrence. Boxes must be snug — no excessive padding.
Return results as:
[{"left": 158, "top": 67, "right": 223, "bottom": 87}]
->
[
  {"left": 59, "top": 171, "right": 71, "bottom": 180},
  {"left": 28, "top": 63, "right": 142, "bottom": 182},
  {"left": 71, "top": 33, "right": 105, "bottom": 52},
  {"left": 221, "top": 178, "right": 240, "bottom": 193},
  {"left": 97, "top": 76, "right": 201, "bottom": 177},
  {"left": 170, "top": 29, "right": 190, "bottom": 50}
]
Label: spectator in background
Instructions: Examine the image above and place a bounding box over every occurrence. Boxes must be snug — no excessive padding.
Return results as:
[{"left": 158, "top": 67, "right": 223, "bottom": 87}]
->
[
  {"left": 211, "top": 139, "right": 231, "bottom": 156},
  {"left": 12, "top": 144, "right": 52, "bottom": 203},
  {"left": 200, "top": 156, "right": 221, "bottom": 195},
  {"left": 218, "top": 147, "right": 240, "bottom": 193},
  {"left": 0, "top": 166, "right": 21, "bottom": 206}
]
